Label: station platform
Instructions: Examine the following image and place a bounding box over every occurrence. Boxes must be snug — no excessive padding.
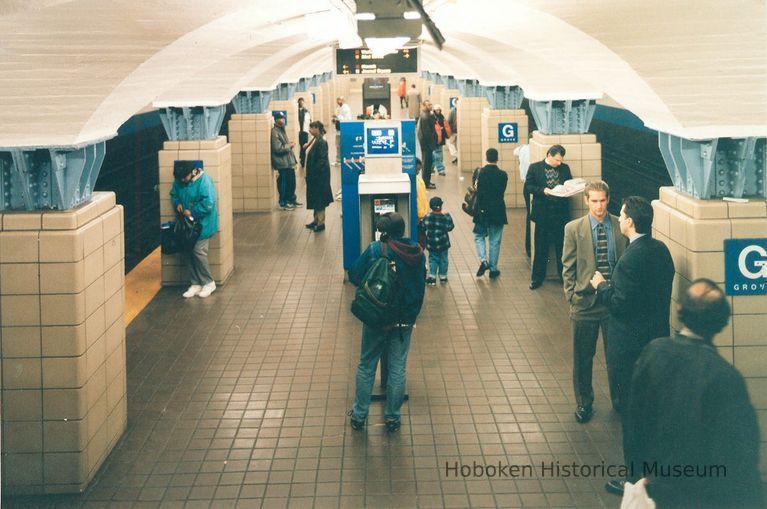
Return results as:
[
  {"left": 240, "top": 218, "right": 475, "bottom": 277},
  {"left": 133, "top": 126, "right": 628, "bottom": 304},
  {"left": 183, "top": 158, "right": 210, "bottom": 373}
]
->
[{"left": 7, "top": 153, "right": 624, "bottom": 509}]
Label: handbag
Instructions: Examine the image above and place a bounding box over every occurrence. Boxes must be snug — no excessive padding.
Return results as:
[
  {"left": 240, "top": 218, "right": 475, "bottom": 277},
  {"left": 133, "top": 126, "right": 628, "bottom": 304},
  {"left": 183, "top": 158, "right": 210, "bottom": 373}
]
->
[
  {"left": 461, "top": 167, "right": 481, "bottom": 217},
  {"left": 160, "top": 221, "right": 182, "bottom": 254},
  {"left": 175, "top": 214, "right": 202, "bottom": 251}
]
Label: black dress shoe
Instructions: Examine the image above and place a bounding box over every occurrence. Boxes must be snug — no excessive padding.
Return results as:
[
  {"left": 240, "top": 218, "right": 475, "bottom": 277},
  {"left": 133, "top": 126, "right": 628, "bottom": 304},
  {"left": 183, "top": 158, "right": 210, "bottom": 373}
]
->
[
  {"left": 313, "top": 224, "right": 325, "bottom": 233},
  {"left": 489, "top": 270, "right": 501, "bottom": 279},
  {"left": 605, "top": 479, "right": 626, "bottom": 496},
  {"left": 529, "top": 281, "right": 542, "bottom": 290},
  {"left": 575, "top": 405, "right": 593, "bottom": 423},
  {"left": 427, "top": 183, "right": 437, "bottom": 189},
  {"left": 305, "top": 222, "right": 317, "bottom": 229},
  {"left": 476, "top": 261, "right": 489, "bottom": 277}
]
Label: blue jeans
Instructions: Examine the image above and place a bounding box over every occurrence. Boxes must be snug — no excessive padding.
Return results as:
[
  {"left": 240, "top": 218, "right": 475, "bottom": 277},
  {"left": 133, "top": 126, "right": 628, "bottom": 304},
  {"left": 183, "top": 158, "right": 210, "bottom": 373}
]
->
[
  {"left": 428, "top": 249, "right": 449, "bottom": 278},
  {"left": 432, "top": 147, "right": 445, "bottom": 174},
  {"left": 474, "top": 224, "right": 503, "bottom": 271},
  {"left": 276, "top": 168, "right": 296, "bottom": 206},
  {"left": 352, "top": 324, "right": 413, "bottom": 422}
]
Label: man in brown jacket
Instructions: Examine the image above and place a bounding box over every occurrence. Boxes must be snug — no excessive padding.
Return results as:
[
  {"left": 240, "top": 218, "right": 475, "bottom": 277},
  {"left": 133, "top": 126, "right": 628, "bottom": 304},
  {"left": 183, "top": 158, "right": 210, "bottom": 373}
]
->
[{"left": 562, "top": 180, "right": 627, "bottom": 423}]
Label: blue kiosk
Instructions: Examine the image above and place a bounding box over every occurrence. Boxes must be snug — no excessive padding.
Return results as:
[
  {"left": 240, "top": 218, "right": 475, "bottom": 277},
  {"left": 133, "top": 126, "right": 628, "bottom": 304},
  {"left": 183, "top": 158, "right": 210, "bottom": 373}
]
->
[{"left": 341, "top": 119, "right": 418, "bottom": 270}]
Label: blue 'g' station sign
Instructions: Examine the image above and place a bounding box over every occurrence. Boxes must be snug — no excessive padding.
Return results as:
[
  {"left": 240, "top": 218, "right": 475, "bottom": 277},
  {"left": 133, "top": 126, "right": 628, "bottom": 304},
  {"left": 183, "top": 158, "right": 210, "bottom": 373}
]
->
[
  {"left": 724, "top": 238, "right": 767, "bottom": 295},
  {"left": 449, "top": 97, "right": 458, "bottom": 109},
  {"left": 498, "top": 122, "right": 518, "bottom": 143}
]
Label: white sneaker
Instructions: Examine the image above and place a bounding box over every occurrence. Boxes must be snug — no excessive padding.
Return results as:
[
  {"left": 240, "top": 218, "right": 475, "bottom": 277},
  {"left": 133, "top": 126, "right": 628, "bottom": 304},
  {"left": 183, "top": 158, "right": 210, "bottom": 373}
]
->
[
  {"left": 183, "top": 285, "right": 202, "bottom": 298},
  {"left": 197, "top": 281, "right": 217, "bottom": 298}
]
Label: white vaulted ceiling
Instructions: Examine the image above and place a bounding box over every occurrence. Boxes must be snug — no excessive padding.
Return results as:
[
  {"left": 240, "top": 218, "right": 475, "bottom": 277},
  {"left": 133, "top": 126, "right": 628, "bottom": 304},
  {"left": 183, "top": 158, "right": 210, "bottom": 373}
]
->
[{"left": 0, "top": 0, "right": 764, "bottom": 148}]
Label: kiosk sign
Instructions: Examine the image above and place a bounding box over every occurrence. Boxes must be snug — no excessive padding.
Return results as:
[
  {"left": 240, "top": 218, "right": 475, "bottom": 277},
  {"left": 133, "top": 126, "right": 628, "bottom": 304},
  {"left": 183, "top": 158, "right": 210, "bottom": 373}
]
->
[
  {"left": 365, "top": 127, "right": 400, "bottom": 157},
  {"left": 724, "top": 238, "right": 767, "bottom": 295},
  {"left": 498, "top": 122, "right": 518, "bottom": 143}
]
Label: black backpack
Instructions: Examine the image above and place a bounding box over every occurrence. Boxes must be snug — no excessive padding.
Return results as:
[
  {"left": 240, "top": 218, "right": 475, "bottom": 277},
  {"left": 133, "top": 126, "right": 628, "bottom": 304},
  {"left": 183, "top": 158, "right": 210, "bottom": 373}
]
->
[
  {"left": 351, "top": 243, "right": 402, "bottom": 329},
  {"left": 462, "top": 167, "right": 481, "bottom": 217}
]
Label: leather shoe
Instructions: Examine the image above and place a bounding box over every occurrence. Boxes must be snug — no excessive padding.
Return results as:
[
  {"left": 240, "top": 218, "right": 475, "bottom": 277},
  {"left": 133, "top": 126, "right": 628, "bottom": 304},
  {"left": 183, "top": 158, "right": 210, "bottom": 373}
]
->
[
  {"left": 305, "top": 222, "right": 316, "bottom": 229},
  {"left": 574, "top": 405, "right": 593, "bottom": 423},
  {"left": 476, "top": 261, "right": 489, "bottom": 277},
  {"left": 489, "top": 270, "right": 501, "bottom": 279},
  {"left": 529, "top": 281, "right": 542, "bottom": 290},
  {"left": 605, "top": 479, "right": 626, "bottom": 496}
]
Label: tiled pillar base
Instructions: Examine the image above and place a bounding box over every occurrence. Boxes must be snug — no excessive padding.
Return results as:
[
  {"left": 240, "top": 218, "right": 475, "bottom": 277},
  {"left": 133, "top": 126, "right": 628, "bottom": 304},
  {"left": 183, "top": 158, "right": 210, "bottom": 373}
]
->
[
  {"left": 158, "top": 138, "right": 234, "bottom": 286},
  {"left": 228, "top": 116, "right": 273, "bottom": 212},
  {"left": 457, "top": 96, "right": 490, "bottom": 173},
  {"left": 652, "top": 187, "right": 767, "bottom": 474},
  {"left": 0, "top": 192, "right": 127, "bottom": 494},
  {"left": 528, "top": 131, "right": 602, "bottom": 278},
  {"left": 480, "top": 109, "right": 530, "bottom": 208}
]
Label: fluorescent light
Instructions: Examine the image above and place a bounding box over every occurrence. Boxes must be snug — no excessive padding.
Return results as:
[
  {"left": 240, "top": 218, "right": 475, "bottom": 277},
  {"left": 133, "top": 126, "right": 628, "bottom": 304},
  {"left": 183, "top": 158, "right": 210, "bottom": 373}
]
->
[
  {"left": 355, "top": 12, "right": 376, "bottom": 21},
  {"left": 364, "top": 37, "right": 409, "bottom": 58},
  {"left": 403, "top": 11, "right": 421, "bottom": 20}
]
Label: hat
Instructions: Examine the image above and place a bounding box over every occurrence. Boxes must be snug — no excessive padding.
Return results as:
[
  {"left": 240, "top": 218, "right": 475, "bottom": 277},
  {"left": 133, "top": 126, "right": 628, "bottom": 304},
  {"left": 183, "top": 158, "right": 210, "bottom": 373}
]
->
[
  {"left": 273, "top": 111, "right": 285, "bottom": 119},
  {"left": 429, "top": 196, "right": 443, "bottom": 209}
]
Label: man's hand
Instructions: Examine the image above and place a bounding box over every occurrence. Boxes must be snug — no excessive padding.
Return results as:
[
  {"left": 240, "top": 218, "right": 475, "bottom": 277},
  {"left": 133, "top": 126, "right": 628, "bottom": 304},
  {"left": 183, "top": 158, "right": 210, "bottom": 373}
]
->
[
  {"left": 590, "top": 271, "right": 606, "bottom": 289},
  {"left": 289, "top": 142, "right": 295, "bottom": 148},
  {"left": 176, "top": 204, "right": 183, "bottom": 214}
]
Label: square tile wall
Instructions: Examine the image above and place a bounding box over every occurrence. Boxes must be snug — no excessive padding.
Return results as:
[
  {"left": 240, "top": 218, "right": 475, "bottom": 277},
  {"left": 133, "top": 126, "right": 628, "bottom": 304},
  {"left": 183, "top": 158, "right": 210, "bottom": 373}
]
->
[
  {"left": 228, "top": 115, "right": 274, "bottom": 212},
  {"left": 480, "top": 109, "right": 530, "bottom": 209},
  {"left": 307, "top": 86, "right": 324, "bottom": 130},
  {"left": 158, "top": 139, "right": 234, "bottom": 286},
  {"left": 0, "top": 192, "right": 127, "bottom": 494},
  {"left": 457, "top": 96, "right": 490, "bottom": 173},
  {"left": 653, "top": 190, "right": 767, "bottom": 476}
]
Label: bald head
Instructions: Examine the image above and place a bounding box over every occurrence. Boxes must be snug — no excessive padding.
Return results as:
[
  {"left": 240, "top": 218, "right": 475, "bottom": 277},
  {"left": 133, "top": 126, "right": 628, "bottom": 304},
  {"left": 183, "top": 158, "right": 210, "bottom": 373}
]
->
[{"left": 678, "top": 278, "right": 730, "bottom": 338}]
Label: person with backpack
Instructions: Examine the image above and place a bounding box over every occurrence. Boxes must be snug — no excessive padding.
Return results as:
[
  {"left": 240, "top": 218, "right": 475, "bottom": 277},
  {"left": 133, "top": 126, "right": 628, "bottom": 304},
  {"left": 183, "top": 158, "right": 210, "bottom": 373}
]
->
[
  {"left": 473, "top": 148, "right": 508, "bottom": 279},
  {"left": 348, "top": 212, "right": 426, "bottom": 432}
]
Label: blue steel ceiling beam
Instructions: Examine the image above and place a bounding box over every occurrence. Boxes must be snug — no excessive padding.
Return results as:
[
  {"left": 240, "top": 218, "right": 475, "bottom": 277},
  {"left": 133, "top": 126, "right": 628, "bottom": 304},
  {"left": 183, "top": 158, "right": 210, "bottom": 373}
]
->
[
  {"left": 486, "top": 86, "right": 524, "bottom": 110},
  {"left": 232, "top": 91, "right": 273, "bottom": 114},
  {"left": 528, "top": 99, "right": 596, "bottom": 134},
  {"left": 159, "top": 106, "right": 226, "bottom": 141},
  {"left": 0, "top": 142, "right": 106, "bottom": 211},
  {"left": 659, "top": 134, "right": 766, "bottom": 199}
]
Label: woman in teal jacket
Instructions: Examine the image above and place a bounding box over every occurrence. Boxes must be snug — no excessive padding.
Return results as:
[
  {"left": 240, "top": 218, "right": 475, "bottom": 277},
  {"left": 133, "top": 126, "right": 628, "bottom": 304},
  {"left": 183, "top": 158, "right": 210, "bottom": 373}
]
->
[{"left": 170, "top": 161, "right": 219, "bottom": 298}]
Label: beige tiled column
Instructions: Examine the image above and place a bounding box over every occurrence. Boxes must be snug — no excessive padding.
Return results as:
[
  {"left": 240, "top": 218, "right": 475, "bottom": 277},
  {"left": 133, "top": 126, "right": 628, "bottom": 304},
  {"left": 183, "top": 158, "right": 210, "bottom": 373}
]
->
[
  {"left": 429, "top": 84, "right": 445, "bottom": 104},
  {"left": 158, "top": 137, "right": 234, "bottom": 286},
  {"left": 228, "top": 114, "right": 273, "bottom": 212},
  {"left": 652, "top": 187, "right": 767, "bottom": 475},
  {"left": 480, "top": 108, "right": 530, "bottom": 208},
  {"left": 457, "top": 96, "right": 490, "bottom": 173},
  {"left": 0, "top": 192, "right": 127, "bottom": 494},
  {"left": 321, "top": 81, "right": 334, "bottom": 126},
  {"left": 528, "top": 130, "right": 602, "bottom": 278},
  {"left": 308, "top": 85, "right": 324, "bottom": 128}
]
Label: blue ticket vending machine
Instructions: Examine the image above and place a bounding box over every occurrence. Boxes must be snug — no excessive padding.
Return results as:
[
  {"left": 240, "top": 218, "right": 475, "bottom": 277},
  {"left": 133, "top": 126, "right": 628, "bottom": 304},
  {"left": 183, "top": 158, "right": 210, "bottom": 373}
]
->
[{"left": 341, "top": 119, "right": 417, "bottom": 269}]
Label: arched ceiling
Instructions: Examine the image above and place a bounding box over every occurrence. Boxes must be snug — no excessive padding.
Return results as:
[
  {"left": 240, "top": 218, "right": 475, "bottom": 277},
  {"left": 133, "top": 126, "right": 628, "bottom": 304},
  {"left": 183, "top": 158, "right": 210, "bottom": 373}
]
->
[{"left": 0, "top": 0, "right": 764, "bottom": 149}]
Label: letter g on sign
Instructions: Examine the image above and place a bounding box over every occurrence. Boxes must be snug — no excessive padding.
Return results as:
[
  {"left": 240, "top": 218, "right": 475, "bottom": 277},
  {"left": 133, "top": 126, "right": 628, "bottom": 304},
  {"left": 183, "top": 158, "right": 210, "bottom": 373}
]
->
[{"left": 738, "top": 245, "right": 767, "bottom": 279}]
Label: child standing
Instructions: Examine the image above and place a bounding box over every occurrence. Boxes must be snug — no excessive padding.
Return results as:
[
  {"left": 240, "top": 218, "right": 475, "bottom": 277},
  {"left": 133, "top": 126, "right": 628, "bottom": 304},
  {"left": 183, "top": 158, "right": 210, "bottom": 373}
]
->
[{"left": 422, "top": 196, "right": 455, "bottom": 285}]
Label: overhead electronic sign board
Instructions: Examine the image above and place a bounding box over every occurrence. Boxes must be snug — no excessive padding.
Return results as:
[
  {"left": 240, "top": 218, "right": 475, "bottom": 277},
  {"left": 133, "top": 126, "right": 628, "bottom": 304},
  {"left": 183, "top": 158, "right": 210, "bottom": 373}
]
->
[{"left": 336, "top": 48, "right": 418, "bottom": 75}]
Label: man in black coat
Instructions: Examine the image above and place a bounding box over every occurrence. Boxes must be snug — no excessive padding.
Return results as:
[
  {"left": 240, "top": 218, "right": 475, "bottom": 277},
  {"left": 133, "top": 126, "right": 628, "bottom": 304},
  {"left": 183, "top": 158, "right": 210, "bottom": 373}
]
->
[
  {"left": 591, "top": 196, "right": 675, "bottom": 413},
  {"left": 417, "top": 100, "right": 438, "bottom": 189},
  {"left": 616, "top": 279, "right": 763, "bottom": 508},
  {"left": 473, "top": 148, "right": 508, "bottom": 279},
  {"left": 524, "top": 145, "right": 572, "bottom": 289}
]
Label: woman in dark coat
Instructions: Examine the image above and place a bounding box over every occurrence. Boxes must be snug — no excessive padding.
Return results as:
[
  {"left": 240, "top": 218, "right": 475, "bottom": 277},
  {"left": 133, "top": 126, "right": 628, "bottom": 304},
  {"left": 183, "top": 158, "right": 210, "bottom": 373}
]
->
[{"left": 303, "top": 121, "right": 334, "bottom": 232}]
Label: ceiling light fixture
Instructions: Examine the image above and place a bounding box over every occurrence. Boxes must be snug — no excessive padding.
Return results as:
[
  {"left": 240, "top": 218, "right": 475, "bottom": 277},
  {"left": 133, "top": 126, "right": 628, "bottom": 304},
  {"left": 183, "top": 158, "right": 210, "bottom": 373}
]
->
[
  {"left": 403, "top": 11, "right": 420, "bottom": 20},
  {"left": 363, "top": 36, "right": 409, "bottom": 58},
  {"left": 355, "top": 12, "right": 376, "bottom": 20}
]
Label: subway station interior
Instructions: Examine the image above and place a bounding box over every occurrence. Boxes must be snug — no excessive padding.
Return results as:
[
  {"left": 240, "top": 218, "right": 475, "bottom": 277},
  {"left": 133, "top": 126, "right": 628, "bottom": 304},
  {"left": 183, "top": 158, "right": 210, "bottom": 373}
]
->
[{"left": 1, "top": 0, "right": 766, "bottom": 507}]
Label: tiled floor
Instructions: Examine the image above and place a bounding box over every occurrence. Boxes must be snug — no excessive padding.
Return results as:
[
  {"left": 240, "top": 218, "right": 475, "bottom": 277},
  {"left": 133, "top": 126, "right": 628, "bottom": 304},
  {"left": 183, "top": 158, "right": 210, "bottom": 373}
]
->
[{"left": 6, "top": 149, "right": 625, "bottom": 509}]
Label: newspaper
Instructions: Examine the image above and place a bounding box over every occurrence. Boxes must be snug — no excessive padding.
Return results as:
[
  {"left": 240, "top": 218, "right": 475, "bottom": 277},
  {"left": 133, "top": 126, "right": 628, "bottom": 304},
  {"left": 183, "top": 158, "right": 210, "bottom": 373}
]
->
[{"left": 549, "top": 178, "right": 586, "bottom": 198}]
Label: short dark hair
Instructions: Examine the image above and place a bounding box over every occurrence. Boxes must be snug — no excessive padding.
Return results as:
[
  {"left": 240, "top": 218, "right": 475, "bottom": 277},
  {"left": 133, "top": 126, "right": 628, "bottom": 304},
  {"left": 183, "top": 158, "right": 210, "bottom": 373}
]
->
[
  {"left": 547, "top": 145, "right": 566, "bottom": 157},
  {"left": 298, "top": 97, "right": 304, "bottom": 103},
  {"left": 486, "top": 148, "right": 499, "bottom": 163},
  {"left": 622, "top": 196, "right": 653, "bottom": 234},
  {"left": 678, "top": 278, "right": 730, "bottom": 338},
  {"left": 309, "top": 120, "right": 325, "bottom": 135},
  {"left": 377, "top": 212, "right": 405, "bottom": 239},
  {"left": 173, "top": 160, "right": 197, "bottom": 181}
]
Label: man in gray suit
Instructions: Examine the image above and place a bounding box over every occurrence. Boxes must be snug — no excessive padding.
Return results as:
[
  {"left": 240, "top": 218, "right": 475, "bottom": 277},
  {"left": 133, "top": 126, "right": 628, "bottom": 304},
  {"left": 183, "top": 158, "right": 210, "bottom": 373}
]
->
[{"left": 562, "top": 181, "right": 628, "bottom": 423}]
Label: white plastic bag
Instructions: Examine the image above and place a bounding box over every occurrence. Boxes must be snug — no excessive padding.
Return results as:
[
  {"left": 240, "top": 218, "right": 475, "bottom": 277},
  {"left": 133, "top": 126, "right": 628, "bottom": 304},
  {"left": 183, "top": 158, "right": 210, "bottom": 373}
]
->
[{"left": 620, "top": 478, "right": 656, "bottom": 509}]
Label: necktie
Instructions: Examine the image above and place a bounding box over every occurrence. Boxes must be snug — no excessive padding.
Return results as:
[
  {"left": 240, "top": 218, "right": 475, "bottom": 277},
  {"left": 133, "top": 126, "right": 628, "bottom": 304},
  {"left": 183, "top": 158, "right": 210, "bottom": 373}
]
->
[{"left": 596, "top": 223, "right": 610, "bottom": 281}]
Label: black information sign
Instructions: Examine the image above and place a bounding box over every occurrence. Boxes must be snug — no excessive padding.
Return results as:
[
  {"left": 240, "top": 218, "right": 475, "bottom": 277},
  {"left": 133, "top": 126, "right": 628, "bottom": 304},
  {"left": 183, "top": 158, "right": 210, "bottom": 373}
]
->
[{"left": 336, "top": 48, "right": 418, "bottom": 75}]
